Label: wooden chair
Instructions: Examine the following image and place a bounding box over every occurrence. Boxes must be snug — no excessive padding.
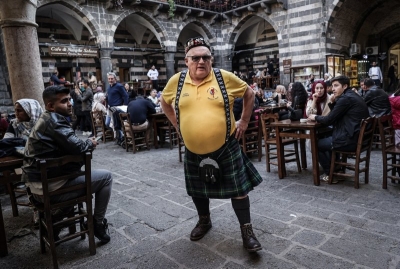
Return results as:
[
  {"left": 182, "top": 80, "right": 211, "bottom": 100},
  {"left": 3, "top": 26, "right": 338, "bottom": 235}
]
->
[
  {"left": 119, "top": 113, "right": 150, "bottom": 154},
  {"left": 328, "top": 117, "right": 376, "bottom": 188},
  {"left": 0, "top": 158, "right": 30, "bottom": 217},
  {"left": 260, "top": 110, "right": 301, "bottom": 176},
  {"left": 28, "top": 152, "right": 96, "bottom": 269},
  {"left": 378, "top": 114, "right": 400, "bottom": 189},
  {"left": 239, "top": 111, "right": 262, "bottom": 161},
  {"left": 158, "top": 120, "right": 179, "bottom": 150},
  {"left": 90, "top": 111, "right": 113, "bottom": 143},
  {"left": 372, "top": 124, "right": 382, "bottom": 149}
]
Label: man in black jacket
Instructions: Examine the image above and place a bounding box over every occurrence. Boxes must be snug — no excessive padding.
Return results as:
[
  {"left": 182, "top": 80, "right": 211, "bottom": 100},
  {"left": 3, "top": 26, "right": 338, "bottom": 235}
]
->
[
  {"left": 362, "top": 78, "right": 391, "bottom": 117},
  {"left": 127, "top": 96, "right": 156, "bottom": 130},
  {"left": 308, "top": 76, "right": 370, "bottom": 182},
  {"left": 22, "top": 86, "right": 113, "bottom": 243}
]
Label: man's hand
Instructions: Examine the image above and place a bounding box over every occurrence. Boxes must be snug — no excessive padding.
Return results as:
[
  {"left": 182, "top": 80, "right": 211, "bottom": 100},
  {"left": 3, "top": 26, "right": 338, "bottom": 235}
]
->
[
  {"left": 90, "top": 137, "right": 98, "bottom": 148},
  {"left": 308, "top": 114, "right": 317, "bottom": 121},
  {"left": 235, "top": 119, "right": 249, "bottom": 139}
]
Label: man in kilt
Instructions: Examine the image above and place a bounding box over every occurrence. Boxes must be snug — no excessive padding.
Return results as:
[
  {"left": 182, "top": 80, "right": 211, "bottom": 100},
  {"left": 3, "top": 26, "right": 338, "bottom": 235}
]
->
[{"left": 160, "top": 37, "right": 263, "bottom": 252}]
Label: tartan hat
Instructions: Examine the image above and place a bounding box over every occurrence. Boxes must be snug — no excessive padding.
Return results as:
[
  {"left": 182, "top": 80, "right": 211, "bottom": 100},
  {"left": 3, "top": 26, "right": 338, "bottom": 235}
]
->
[{"left": 185, "top": 36, "right": 211, "bottom": 54}]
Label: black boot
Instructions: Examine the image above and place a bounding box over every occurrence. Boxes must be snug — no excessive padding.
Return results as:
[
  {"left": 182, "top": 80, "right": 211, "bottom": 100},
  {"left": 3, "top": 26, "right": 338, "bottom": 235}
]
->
[
  {"left": 240, "top": 223, "right": 262, "bottom": 252},
  {"left": 94, "top": 218, "right": 110, "bottom": 243},
  {"left": 190, "top": 215, "right": 212, "bottom": 241}
]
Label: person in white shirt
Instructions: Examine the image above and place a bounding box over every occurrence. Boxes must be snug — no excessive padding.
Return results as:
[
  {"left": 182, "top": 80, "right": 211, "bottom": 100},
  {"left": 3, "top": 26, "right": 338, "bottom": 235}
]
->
[
  {"left": 147, "top": 65, "right": 159, "bottom": 91},
  {"left": 148, "top": 89, "right": 160, "bottom": 105},
  {"left": 368, "top": 61, "right": 383, "bottom": 86}
]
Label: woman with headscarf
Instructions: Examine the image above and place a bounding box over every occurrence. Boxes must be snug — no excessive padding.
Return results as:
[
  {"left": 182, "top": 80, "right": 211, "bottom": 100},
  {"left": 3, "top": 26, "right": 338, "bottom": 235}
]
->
[
  {"left": 4, "top": 99, "right": 43, "bottom": 140},
  {"left": 2, "top": 98, "right": 43, "bottom": 227},
  {"left": 305, "top": 81, "right": 332, "bottom": 117}
]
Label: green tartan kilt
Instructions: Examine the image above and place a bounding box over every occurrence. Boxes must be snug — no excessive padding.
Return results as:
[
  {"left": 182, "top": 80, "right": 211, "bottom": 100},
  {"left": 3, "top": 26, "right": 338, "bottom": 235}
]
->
[{"left": 184, "top": 136, "right": 263, "bottom": 199}]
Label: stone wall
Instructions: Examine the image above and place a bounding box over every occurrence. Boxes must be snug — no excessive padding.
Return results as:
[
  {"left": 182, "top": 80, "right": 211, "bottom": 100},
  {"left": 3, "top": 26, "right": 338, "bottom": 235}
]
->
[{"left": 0, "top": 29, "right": 12, "bottom": 114}]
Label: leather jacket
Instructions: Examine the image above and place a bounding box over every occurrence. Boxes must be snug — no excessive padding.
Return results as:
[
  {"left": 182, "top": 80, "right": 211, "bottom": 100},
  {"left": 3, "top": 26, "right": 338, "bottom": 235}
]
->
[
  {"left": 22, "top": 111, "right": 94, "bottom": 183},
  {"left": 315, "top": 88, "right": 370, "bottom": 149},
  {"left": 363, "top": 86, "right": 391, "bottom": 117}
]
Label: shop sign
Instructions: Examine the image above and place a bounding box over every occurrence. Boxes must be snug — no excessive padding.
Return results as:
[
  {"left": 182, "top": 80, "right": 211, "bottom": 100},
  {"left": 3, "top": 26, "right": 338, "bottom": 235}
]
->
[
  {"left": 48, "top": 45, "right": 98, "bottom": 57},
  {"left": 283, "top": 59, "right": 291, "bottom": 74}
]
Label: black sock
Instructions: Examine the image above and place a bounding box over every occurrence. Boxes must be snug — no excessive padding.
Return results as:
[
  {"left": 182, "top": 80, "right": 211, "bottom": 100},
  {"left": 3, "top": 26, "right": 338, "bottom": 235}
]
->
[
  {"left": 232, "top": 196, "right": 251, "bottom": 226},
  {"left": 192, "top": 197, "right": 210, "bottom": 216}
]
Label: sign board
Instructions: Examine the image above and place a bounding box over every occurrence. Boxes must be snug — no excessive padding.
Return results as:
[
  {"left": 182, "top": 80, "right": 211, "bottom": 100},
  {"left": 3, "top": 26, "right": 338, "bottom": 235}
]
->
[
  {"left": 48, "top": 45, "right": 98, "bottom": 58},
  {"left": 283, "top": 59, "right": 291, "bottom": 74}
]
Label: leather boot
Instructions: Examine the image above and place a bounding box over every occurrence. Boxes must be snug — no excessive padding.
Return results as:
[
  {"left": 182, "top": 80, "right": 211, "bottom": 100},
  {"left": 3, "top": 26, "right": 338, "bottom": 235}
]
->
[
  {"left": 190, "top": 215, "right": 212, "bottom": 241},
  {"left": 240, "top": 223, "right": 262, "bottom": 252}
]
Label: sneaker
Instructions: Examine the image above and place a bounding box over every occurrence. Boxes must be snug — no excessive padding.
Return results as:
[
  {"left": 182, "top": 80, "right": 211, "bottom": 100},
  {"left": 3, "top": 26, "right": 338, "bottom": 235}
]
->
[
  {"left": 94, "top": 218, "right": 110, "bottom": 243},
  {"left": 320, "top": 174, "right": 338, "bottom": 184}
]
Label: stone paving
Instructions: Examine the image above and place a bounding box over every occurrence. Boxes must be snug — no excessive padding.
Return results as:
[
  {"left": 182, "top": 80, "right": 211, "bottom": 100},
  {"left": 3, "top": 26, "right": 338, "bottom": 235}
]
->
[{"left": 2, "top": 139, "right": 400, "bottom": 269}]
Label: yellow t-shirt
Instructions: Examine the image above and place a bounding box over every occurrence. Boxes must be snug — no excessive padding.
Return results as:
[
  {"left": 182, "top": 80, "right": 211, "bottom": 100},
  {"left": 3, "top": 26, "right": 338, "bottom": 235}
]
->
[{"left": 162, "top": 69, "right": 247, "bottom": 154}]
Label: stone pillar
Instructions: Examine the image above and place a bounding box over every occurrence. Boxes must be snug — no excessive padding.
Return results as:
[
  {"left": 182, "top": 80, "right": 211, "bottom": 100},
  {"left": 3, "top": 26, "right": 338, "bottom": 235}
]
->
[
  {"left": 164, "top": 51, "right": 175, "bottom": 80},
  {"left": 99, "top": 48, "right": 113, "bottom": 92},
  {"left": 0, "top": 0, "right": 44, "bottom": 105}
]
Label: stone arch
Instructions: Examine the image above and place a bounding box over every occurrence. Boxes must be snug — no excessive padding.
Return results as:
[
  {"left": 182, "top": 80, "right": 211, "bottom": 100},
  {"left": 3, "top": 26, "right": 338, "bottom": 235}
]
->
[
  {"left": 174, "top": 18, "right": 215, "bottom": 50},
  {"left": 228, "top": 13, "right": 280, "bottom": 51},
  {"left": 36, "top": 0, "right": 101, "bottom": 38},
  {"left": 108, "top": 10, "right": 169, "bottom": 48}
]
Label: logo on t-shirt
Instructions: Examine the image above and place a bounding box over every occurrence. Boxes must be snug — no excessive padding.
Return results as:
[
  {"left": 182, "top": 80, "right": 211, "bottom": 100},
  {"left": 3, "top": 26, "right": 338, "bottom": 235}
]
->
[{"left": 207, "top": 87, "right": 219, "bottom": 100}]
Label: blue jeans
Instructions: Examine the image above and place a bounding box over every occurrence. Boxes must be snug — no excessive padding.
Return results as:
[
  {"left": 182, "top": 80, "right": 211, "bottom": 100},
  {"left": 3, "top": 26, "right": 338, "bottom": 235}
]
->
[
  {"left": 318, "top": 137, "right": 357, "bottom": 174},
  {"left": 34, "top": 169, "right": 113, "bottom": 224}
]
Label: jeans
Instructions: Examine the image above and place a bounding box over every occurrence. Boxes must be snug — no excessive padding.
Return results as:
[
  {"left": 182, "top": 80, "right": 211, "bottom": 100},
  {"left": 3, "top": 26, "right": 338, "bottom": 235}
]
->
[
  {"left": 34, "top": 169, "right": 113, "bottom": 224},
  {"left": 318, "top": 136, "right": 357, "bottom": 174}
]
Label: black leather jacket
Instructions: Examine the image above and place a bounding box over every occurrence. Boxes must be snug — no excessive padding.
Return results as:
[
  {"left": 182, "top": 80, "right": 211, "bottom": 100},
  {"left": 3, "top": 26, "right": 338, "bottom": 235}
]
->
[
  {"left": 363, "top": 86, "right": 391, "bottom": 117},
  {"left": 315, "top": 88, "right": 369, "bottom": 149},
  {"left": 22, "top": 111, "right": 94, "bottom": 183}
]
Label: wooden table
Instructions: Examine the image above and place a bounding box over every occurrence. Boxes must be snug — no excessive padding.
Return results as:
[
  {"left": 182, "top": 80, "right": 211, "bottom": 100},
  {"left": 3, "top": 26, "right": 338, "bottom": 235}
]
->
[
  {"left": 0, "top": 155, "right": 23, "bottom": 257},
  {"left": 149, "top": 112, "right": 168, "bottom": 149},
  {"left": 271, "top": 120, "right": 325, "bottom": 186}
]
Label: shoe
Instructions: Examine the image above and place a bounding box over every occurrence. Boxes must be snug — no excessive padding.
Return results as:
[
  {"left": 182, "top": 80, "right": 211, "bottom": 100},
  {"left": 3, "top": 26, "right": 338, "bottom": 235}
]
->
[
  {"left": 94, "top": 218, "right": 110, "bottom": 243},
  {"left": 190, "top": 215, "right": 212, "bottom": 241},
  {"left": 33, "top": 209, "right": 39, "bottom": 229},
  {"left": 240, "top": 223, "right": 262, "bottom": 252},
  {"left": 320, "top": 174, "right": 338, "bottom": 184}
]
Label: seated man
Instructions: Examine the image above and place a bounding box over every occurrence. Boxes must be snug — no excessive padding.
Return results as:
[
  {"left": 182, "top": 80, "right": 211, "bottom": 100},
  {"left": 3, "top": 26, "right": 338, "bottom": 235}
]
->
[
  {"left": 127, "top": 96, "right": 156, "bottom": 130},
  {"left": 22, "top": 85, "right": 113, "bottom": 243},
  {"left": 362, "top": 78, "right": 391, "bottom": 117},
  {"left": 308, "top": 76, "right": 370, "bottom": 182}
]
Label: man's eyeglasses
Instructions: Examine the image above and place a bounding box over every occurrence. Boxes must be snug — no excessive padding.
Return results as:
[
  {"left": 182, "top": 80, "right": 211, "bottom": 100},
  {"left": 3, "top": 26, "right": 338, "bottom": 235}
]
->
[{"left": 187, "top": 55, "right": 212, "bottom": 62}]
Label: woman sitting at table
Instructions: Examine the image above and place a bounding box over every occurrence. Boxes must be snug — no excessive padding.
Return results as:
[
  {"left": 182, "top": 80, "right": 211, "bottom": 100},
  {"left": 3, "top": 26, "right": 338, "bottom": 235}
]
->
[
  {"left": 305, "top": 81, "right": 333, "bottom": 117},
  {"left": 3, "top": 99, "right": 43, "bottom": 141},
  {"left": 278, "top": 82, "right": 308, "bottom": 121}
]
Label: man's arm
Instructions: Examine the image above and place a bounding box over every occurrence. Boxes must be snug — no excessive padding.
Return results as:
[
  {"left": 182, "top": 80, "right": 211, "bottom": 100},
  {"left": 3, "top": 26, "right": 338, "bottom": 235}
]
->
[
  {"left": 160, "top": 97, "right": 177, "bottom": 127},
  {"left": 235, "top": 86, "right": 254, "bottom": 139},
  {"left": 314, "top": 96, "right": 350, "bottom": 125},
  {"left": 118, "top": 85, "right": 129, "bottom": 105}
]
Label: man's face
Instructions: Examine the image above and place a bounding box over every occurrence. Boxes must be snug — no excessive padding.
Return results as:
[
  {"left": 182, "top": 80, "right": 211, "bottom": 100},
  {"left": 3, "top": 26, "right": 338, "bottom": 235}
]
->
[
  {"left": 150, "top": 90, "right": 157, "bottom": 97},
  {"left": 360, "top": 82, "right": 366, "bottom": 90},
  {"left": 151, "top": 65, "right": 155, "bottom": 70},
  {"left": 83, "top": 82, "right": 89, "bottom": 89},
  {"left": 185, "top": 46, "right": 213, "bottom": 81},
  {"left": 108, "top": 75, "right": 116, "bottom": 85},
  {"left": 372, "top": 62, "right": 376, "bottom": 66},
  {"left": 14, "top": 103, "right": 30, "bottom": 122},
  {"left": 47, "top": 93, "right": 72, "bottom": 117},
  {"left": 332, "top": 81, "right": 347, "bottom": 97}
]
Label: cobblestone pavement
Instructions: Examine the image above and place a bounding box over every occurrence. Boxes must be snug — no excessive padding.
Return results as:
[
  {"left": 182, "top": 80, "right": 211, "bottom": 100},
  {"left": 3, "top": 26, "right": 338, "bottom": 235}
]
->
[{"left": 1, "top": 139, "right": 400, "bottom": 269}]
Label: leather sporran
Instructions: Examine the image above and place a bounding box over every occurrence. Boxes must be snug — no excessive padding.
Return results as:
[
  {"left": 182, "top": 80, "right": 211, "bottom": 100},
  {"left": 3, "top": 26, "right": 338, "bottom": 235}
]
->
[{"left": 198, "top": 157, "right": 223, "bottom": 184}]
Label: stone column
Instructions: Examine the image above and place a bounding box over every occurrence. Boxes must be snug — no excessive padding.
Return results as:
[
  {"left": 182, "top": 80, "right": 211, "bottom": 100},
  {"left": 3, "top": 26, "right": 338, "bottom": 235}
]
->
[
  {"left": 0, "top": 0, "right": 44, "bottom": 105},
  {"left": 164, "top": 51, "right": 175, "bottom": 80},
  {"left": 99, "top": 48, "right": 113, "bottom": 92}
]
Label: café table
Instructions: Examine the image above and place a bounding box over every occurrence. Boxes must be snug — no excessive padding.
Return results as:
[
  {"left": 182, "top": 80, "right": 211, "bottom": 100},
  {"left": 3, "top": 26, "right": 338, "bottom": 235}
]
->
[
  {"left": 0, "top": 155, "right": 24, "bottom": 257},
  {"left": 149, "top": 112, "right": 168, "bottom": 149},
  {"left": 271, "top": 119, "right": 325, "bottom": 186}
]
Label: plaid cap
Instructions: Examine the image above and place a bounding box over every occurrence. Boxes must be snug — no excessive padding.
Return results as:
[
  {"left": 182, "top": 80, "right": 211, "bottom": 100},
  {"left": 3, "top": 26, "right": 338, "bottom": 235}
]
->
[{"left": 185, "top": 37, "right": 211, "bottom": 54}]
